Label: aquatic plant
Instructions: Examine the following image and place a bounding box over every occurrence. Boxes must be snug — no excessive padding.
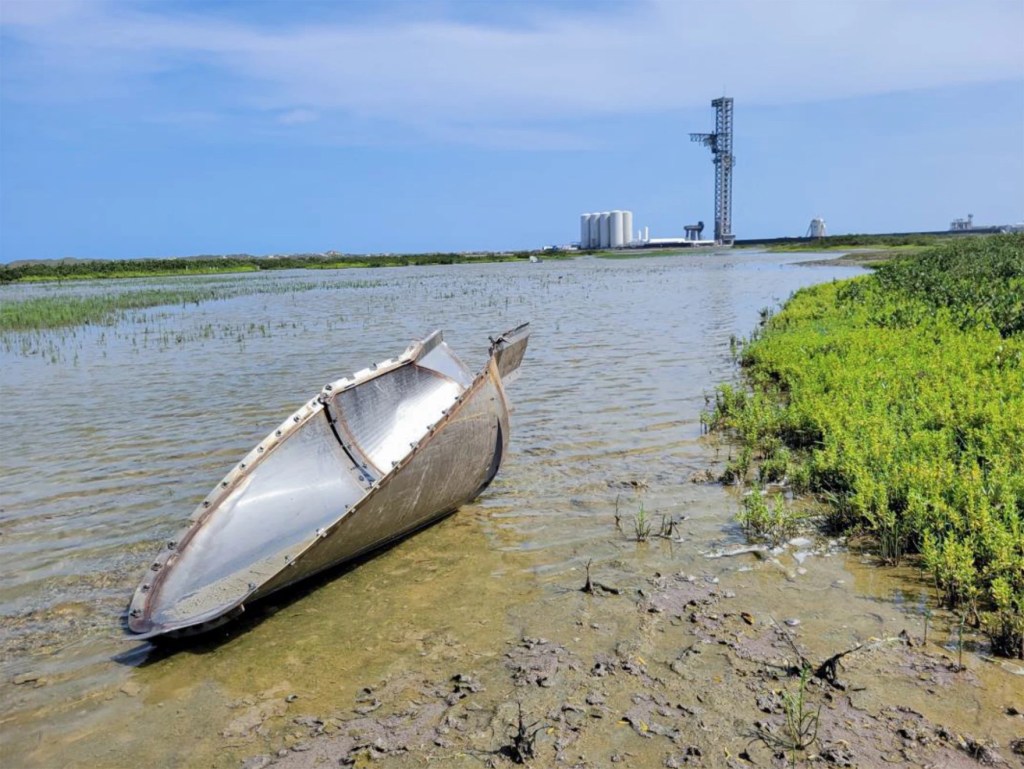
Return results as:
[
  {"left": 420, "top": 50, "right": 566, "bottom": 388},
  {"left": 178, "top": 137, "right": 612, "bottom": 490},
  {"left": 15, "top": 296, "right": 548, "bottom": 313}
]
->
[
  {"left": 633, "top": 501, "right": 652, "bottom": 542},
  {"left": 757, "top": 664, "right": 821, "bottom": 766},
  {"left": 713, "top": 234, "right": 1024, "bottom": 658},
  {"left": 738, "top": 484, "right": 796, "bottom": 546}
]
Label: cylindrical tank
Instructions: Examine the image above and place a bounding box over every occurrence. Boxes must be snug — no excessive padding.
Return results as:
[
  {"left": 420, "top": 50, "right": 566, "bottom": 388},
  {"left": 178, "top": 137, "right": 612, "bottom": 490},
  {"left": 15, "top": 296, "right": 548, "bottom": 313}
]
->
[
  {"left": 588, "top": 215, "right": 601, "bottom": 249},
  {"left": 598, "top": 212, "right": 611, "bottom": 249},
  {"left": 622, "top": 211, "right": 634, "bottom": 246},
  {"left": 609, "top": 211, "right": 625, "bottom": 248},
  {"left": 580, "top": 214, "right": 592, "bottom": 248}
]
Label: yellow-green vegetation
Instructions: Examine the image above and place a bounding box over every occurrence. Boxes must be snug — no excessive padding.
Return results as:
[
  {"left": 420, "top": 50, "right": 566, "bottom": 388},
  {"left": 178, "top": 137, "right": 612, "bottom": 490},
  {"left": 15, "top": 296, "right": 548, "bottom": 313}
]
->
[
  {"left": 709, "top": 235, "right": 1024, "bottom": 658},
  {"left": 739, "top": 484, "right": 798, "bottom": 547}
]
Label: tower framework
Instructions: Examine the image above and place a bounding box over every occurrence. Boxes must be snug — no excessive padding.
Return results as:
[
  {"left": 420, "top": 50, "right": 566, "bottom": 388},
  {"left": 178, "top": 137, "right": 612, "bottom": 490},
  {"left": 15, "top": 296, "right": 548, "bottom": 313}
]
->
[{"left": 689, "top": 97, "right": 735, "bottom": 244}]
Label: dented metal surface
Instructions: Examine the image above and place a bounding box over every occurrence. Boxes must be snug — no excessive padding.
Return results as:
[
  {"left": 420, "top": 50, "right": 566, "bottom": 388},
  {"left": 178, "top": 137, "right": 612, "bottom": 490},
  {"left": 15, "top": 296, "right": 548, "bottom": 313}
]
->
[{"left": 127, "top": 324, "right": 530, "bottom": 638}]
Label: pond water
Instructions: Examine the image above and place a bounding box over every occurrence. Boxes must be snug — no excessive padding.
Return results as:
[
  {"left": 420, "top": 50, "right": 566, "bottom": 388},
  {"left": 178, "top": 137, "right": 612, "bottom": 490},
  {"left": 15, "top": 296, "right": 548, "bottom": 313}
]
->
[{"left": 2, "top": 252, "right": 1016, "bottom": 767}]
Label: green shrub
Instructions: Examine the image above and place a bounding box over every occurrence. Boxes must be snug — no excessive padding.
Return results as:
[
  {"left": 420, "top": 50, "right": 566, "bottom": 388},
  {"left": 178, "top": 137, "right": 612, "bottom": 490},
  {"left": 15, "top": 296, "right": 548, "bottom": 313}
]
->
[{"left": 713, "top": 235, "right": 1024, "bottom": 657}]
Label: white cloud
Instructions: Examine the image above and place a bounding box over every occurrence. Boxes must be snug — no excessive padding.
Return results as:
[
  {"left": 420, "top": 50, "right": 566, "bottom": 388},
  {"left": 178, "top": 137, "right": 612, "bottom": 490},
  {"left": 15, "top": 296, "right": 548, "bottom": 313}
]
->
[{"left": 2, "top": 0, "right": 1022, "bottom": 147}]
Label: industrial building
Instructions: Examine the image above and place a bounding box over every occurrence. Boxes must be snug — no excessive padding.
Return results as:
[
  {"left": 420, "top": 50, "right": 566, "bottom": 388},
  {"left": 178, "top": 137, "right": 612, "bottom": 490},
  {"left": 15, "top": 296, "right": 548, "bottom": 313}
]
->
[
  {"left": 575, "top": 98, "right": 737, "bottom": 250},
  {"left": 579, "top": 211, "right": 636, "bottom": 249}
]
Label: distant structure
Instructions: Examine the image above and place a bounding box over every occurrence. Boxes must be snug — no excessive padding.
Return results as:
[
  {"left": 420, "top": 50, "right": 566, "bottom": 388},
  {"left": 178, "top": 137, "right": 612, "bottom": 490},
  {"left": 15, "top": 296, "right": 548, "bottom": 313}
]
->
[
  {"left": 806, "top": 218, "right": 827, "bottom": 238},
  {"left": 690, "top": 97, "right": 736, "bottom": 244},
  {"left": 579, "top": 211, "right": 636, "bottom": 248},
  {"left": 684, "top": 221, "right": 705, "bottom": 241},
  {"left": 950, "top": 213, "right": 974, "bottom": 231}
]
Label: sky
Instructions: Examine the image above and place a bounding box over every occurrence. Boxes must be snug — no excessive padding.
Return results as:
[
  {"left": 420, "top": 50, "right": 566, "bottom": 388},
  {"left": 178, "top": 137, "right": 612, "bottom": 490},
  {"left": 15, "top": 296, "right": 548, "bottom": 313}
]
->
[{"left": 1, "top": 0, "right": 1022, "bottom": 261}]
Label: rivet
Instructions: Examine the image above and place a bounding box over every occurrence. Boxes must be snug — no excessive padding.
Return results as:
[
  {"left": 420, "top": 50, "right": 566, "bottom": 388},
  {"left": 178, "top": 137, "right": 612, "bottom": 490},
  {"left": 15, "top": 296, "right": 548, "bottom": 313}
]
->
[
  {"left": 293, "top": 415, "right": 300, "bottom": 423},
  {"left": 130, "top": 608, "right": 141, "bottom": 618},
  {"left": 275, "top": 430, "right": 282, "bottom": 437},
  {"left": 257, "top": 446, "right": 264, "bottom": 453},
  {"left": 324, "top": 384, "right": 332, "bottom": 391},
  {"left": 151, "top": 562, "right": 161, "bottom": 571},
  {"left": 203, "top": 500, "right": 210, "bottom": 507},
  {"left": 240, "top": 463, "right": 246, "bottom": 469},
  {"left": 141, "top": 583, "right": 151, "bottom": 592},
  {"left": 167, "top": 541, "right": 177, "bottom": 549},
  {"left": 221, "top": 481, "right": 228, "bottom": 488}
]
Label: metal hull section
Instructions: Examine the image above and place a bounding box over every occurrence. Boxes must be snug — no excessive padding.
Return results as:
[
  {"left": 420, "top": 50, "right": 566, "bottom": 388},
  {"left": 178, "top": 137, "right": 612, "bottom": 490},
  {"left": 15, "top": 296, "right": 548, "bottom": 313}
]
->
[{"left": 127, "top": 325, "right": 529, "bottom": 638}]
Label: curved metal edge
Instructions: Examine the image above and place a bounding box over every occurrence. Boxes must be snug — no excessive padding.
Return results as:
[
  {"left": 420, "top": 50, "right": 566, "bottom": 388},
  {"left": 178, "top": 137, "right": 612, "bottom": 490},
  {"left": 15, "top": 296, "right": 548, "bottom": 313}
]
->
[
  {"left": 126, "top": 327, "right": 525, "bottom": 638},
  {"left": 127, "top": 395, "right": 327, "bottom": 635}
]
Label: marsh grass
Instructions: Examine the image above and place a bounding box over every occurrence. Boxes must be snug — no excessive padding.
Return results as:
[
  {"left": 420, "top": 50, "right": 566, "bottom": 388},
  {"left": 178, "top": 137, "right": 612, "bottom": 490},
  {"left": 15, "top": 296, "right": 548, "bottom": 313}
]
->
[
  {"left": 739, "top": 484, "right": 797, "bottom": 546},
  {"left": 633, "top": 501, "right": 652, "bottom": 542}
]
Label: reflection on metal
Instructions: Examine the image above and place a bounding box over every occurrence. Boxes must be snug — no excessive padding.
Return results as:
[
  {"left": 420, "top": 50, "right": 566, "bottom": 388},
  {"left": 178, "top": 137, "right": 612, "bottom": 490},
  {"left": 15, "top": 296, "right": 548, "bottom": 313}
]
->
[{"left": 127, "top": 324, "right": 531, "bottom": 639}]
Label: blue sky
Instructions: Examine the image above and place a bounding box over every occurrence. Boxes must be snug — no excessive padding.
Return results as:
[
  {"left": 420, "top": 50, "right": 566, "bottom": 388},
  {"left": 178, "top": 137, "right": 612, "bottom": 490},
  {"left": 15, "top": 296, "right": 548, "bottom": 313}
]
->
[{"left": 1, "top": 0, "right": 1022, "bottom": 260}]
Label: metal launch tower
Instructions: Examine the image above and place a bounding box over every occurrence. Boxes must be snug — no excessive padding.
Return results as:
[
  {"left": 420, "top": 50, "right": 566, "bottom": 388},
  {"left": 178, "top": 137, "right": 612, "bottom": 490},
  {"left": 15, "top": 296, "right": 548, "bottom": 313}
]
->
[{"left": 689, "top": 97, "right": 735, "bottom": 244}]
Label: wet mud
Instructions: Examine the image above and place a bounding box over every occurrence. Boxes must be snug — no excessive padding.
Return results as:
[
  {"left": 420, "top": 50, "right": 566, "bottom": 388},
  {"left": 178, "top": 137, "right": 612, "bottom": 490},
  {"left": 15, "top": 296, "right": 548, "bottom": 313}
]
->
[{"left": 218, "top": 548, "right": 1023, "bottom": 769}]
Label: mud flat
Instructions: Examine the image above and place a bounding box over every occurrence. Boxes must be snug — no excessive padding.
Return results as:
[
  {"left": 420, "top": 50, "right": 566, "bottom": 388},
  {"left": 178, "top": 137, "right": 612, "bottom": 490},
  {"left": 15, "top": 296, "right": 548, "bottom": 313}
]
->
[{"left": 223, "top": 541, "right": 1022, "bottom": 769}]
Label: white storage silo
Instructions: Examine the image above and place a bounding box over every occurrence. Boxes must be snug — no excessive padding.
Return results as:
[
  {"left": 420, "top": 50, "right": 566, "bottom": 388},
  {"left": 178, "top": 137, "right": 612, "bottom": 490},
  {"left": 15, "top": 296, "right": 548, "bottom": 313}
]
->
[
  {"left": 580, "top": 214, "right": 592, "bottom": 248},
  {"left": 623, "top": 211, "right": 634, "bottom": 245},
  {"left": 588, "top": 215, "right": 601, "bottom": 249},
  {"left": 598, "top": 212, "right": 611, "bottom": 249},
  {"left": 609, "top": 211, "right": 625, "bottom": 248}
]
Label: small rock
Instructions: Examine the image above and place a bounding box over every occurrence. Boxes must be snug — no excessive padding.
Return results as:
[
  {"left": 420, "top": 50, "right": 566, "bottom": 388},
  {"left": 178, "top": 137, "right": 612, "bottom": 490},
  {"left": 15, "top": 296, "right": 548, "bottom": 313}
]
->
[
  {"left": 354, "top": 699, "right": 382, "bottom": 715},
  {"left": 784, "top": 618, "right": 801, "bottom": 627},
  {"left": 119, "top": 681, "right": 142, "bottom": 697},
  {"left": 1006, "top": 704, "right": 1022, "bottom": 716},
  {"left": 12, "top": 672, "right": 41, "bottom": 686},
  {"left": 819, "top": 741, "right": 856, "bottom": 766},
  {"left": 241, "top": 755, "right": 272, "bottom": 769},
  {"left": 285, "top": 694, "right": 298, "bottom": 703},
  {"left": 291, "top": 742, "right": 312, "bottom": 752}
]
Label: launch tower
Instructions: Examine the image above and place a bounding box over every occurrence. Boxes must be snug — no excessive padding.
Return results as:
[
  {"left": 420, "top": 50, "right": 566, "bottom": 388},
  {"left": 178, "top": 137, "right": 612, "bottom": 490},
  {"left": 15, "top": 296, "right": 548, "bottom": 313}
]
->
[{"left": 689, "top": 97, "right": 735, "bottom": 244}]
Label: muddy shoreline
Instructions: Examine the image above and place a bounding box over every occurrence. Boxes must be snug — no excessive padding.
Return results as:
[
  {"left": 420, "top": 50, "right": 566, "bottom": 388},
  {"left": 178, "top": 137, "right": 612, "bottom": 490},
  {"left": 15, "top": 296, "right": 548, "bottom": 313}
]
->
[{"left": 227, "top": 545, "right": 1022, "bottom": 768}]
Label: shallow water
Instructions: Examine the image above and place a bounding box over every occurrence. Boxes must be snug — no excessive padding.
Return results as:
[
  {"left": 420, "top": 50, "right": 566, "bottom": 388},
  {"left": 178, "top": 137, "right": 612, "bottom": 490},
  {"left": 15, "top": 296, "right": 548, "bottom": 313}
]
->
[{"left": 1, "top": 252, "right": 1016, "bottom": 767}]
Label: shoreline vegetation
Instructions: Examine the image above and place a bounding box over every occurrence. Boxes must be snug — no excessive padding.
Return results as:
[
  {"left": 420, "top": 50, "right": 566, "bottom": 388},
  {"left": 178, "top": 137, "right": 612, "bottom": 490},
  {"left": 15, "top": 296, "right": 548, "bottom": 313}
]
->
[
  {"left": 707, "top": 234, "right": 1024, "bottom": 658},
  {"left": 0, "top": 232, "right": 983, "bottom": 285},
  {"left": 0, "top": 250, "right": 574, "bottom": 285}
]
